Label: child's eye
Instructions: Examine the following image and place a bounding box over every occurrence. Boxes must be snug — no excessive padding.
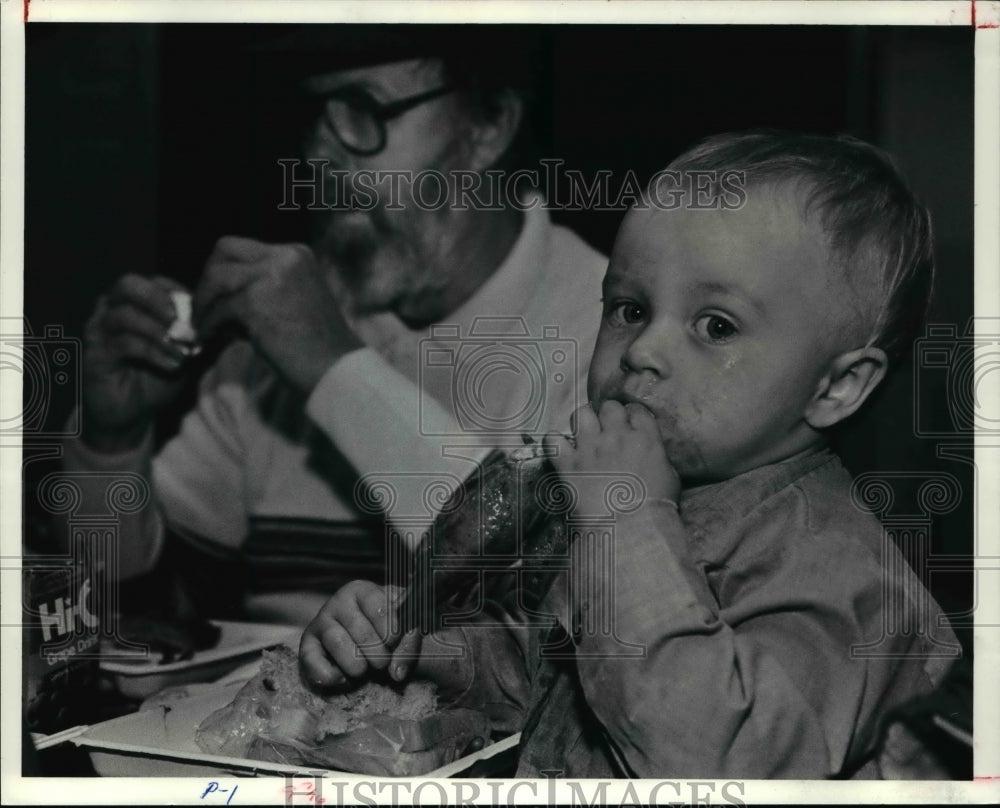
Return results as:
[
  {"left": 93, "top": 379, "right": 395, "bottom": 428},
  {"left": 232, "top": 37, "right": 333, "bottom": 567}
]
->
[
  {"left": 605, "top": 300, "right": 647, "bottom": 326},
  {"left": 695, "top": 314, "right": 738, "bottom": 343}
]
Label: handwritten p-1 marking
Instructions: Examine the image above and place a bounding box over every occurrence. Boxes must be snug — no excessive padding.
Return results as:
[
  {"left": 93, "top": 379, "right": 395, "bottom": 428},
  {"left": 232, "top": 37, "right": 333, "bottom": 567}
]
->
[{"left": 201, "top": 782, "right": 238, "bottom": 804}]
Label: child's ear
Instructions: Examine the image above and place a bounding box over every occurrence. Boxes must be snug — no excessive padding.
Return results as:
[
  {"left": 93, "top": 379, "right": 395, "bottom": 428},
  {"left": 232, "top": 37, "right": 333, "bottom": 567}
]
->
[
  {"left": 804, "top": 345, "right": 889, "bottom": 429},
  {"left": 466, "top": 89, "right": 524, "bottom": 173}
]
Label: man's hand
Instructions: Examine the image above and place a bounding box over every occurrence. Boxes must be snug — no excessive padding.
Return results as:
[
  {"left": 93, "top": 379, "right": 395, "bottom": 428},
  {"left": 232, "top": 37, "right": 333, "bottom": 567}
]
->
[
  {"left": 543, "top": 401, "right": 680, "bottom": 519},
  {"left": 81, "top": 274, "right": 192, "bottom": 453},
  {"left": 300, "top": 581, "right": 421, "bottom": 689},
  {"left": 195, "top": 236, "right": 363, "bottom": 394}
]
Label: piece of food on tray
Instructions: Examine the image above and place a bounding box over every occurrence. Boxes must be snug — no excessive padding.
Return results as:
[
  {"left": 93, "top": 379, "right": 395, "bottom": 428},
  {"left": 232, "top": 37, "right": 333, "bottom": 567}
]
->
[
  {"left": 111, "top": 612, "right": 222, "bottom": 664},
  {"left": 139, "top": 683, "right": 216, "bottom": 711},
  {"left": 108, "top": 554, "right": 223, "bottom": 664},
  {"left": 195, "top": 645, "right": 490, "bottom": 776}
]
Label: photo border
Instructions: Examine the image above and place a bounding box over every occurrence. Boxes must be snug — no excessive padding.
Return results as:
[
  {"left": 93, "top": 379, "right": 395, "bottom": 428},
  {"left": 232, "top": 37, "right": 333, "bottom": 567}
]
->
[{"left": 2, "top": 1, "right": 997, "bottom": 804}]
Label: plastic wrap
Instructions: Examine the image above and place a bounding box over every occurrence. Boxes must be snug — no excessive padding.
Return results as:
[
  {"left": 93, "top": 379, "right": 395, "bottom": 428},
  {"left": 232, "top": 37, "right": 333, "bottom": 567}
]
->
[{"left": 194, "top": 645, "right": 490, "bottom": 776}]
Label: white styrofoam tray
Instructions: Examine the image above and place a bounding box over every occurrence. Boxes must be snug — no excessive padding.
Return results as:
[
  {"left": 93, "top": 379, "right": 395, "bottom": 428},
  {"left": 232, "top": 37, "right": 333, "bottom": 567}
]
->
[{"left": 69, "top": 680, "right": 519, "bottom": 778}]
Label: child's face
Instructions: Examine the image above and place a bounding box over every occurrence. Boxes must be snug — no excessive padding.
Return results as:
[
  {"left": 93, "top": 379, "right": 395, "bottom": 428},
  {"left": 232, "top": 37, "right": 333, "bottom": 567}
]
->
[{"left": 588, "top": 185, "right": 852, "bottom": 482}]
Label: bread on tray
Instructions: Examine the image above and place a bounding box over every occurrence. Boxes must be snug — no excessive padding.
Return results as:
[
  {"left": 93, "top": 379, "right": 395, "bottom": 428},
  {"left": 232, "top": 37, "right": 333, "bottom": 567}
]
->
[{"left": 195, "top": 645, "right": 490, "bottom": 776}]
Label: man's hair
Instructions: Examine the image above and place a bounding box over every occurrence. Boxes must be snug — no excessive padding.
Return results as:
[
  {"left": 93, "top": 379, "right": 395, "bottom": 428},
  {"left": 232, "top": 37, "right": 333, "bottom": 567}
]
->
[
  {"left": 254, "top": 24, "right": 542, "bottom": 170},
  {"left": 665, "top": 130, "right": 935, "bottom": 365},
  {"left": 433, "top": 30, "right": 543, "bottom": 170},
  {"left": 436, "top": 29, "right": 540, "bottom": 110}
]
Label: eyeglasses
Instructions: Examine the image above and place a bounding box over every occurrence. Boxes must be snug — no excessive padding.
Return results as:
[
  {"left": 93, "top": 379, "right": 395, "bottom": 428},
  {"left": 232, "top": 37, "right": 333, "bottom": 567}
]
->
[{"left": 309, "top": 84, "right": 457, "bottom": 156}]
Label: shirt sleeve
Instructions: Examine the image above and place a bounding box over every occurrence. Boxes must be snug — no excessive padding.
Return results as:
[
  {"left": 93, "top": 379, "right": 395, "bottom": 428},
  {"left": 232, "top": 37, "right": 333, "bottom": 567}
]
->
[
  {"left": 61, "top": 428, "right": 165, "bottom": 579},
  {"left": 305, "top": 348, "right": 494, "bottom": 545},
  {"left": 565, "top": 502, "right": 907, "bottom": 779},
  {"left": 63, "top": 349, "right": 253, "bottom": 576},
  {"left": 152, "top": 358, "right": 249, "bottom": 549},
  {"left": 441, "top": 585, "right": 533, "bottom": 737}
]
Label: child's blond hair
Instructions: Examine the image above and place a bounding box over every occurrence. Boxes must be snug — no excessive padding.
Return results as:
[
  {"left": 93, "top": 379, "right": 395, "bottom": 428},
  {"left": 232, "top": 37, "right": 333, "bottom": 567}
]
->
[{"left": 661, "top": 130, "right": 935, "bottom": 364}]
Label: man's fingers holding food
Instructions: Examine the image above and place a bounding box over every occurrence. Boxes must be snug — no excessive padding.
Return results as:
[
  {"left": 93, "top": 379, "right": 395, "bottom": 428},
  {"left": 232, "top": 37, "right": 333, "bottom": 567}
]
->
[
  {"left": 193, "top": 261, "right": 259, "bottom": 335},
  {"left": 96, "top": 276, "right": 199, "bottom": 362},
  {"left": 209, "top": 234, "right": 290, "bottom": 263},
  {"left": 106, "top": 273, "right": 179, "bottom": 327},
  {"left": 194, "top": 243, "right": 316, "bottom": 333},
  {"left": 208, "top": 235, "right": 315, "bottom": 270},
  {"left": 101, "top": 304, "right": 185, "bottom": 355},
  {"left": 107, "top": 332, "right": 185, "bottom": 373}
]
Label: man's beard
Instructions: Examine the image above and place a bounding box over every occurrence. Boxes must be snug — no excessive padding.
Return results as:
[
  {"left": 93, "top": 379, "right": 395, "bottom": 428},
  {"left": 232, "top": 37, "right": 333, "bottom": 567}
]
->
[
  {"left": 309, "top": 201, "right": 456, "bottom": 326},
  {"left": 312, "top": 204, "right": 448, "bottom": 321},
  {"left": 310, "top": 209, "right": 388, "bottom": 314}
]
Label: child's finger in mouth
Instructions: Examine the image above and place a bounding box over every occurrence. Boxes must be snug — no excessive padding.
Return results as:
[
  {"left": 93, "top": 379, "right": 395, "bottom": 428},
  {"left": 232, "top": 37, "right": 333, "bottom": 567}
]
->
[{"left": 624, "top": 401, "right": 657, "bottom": 424}]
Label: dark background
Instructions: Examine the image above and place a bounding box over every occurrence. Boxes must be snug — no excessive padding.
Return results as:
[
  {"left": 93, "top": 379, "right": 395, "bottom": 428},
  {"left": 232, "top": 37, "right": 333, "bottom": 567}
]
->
[{"left": 23, "top": 24, "right": 975, "bottom": 653}]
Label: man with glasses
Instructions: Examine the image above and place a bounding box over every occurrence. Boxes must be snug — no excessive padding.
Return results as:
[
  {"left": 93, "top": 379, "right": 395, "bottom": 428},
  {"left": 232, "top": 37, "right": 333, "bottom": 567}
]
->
[{"left": 63, "top": 27, "right": 608, "bottom": 628}]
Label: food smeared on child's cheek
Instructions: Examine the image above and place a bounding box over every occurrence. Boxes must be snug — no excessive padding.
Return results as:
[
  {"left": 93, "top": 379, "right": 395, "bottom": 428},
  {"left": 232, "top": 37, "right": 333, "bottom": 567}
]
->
[
  {"left": 656, "top": 345, "right": 752, "bottom": 481},
  {"left": 665, "top": 439, "right": 710, "bottom": 482},
  {"left": 637, "top": 396, "right": 705, "bottom": 480}
]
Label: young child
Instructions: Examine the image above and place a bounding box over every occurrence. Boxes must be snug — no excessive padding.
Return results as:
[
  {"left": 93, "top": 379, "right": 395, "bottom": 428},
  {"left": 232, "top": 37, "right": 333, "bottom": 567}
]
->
[{"left": 299, "top": 131, "right": 960, "bottom": 778}]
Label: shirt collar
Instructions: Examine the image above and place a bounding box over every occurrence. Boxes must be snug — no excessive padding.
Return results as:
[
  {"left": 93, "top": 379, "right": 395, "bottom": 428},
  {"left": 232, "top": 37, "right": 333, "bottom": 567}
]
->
[
  {"left": 342, "top": 193, "right": 550, "bottom": 360},
  {"left": 679, "top": 446, "right": 837, "bottom": 546},
  {"left": 433, "top": 193, "right": 550, "bottom": 336},
  {"left": 535, "top": 445, "right": 837, "bottom": 634}
]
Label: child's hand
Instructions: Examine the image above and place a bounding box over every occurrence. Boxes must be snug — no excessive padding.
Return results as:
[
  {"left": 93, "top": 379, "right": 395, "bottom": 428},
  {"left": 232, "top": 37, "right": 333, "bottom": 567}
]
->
[
  {"left": 299, "top": 581, "right": 421, "bottom": 688},
  {"left": 544, "top": 401, "right": 681, "bottom": 519}
]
